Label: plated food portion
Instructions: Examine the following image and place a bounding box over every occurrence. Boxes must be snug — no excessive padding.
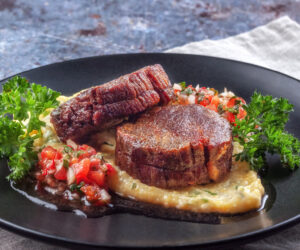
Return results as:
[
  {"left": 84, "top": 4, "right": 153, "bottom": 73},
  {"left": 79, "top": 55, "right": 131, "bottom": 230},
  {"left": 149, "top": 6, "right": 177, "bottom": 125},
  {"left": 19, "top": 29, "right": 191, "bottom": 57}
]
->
[
  {"left": 0, "top": 64, "right": 299, "bottom": 223},
  {"left": 51, "top": 64, "right": 174, "bottom": 143},
  {"left": 115, "top": 104, "right": 233, "bottom": 188}
]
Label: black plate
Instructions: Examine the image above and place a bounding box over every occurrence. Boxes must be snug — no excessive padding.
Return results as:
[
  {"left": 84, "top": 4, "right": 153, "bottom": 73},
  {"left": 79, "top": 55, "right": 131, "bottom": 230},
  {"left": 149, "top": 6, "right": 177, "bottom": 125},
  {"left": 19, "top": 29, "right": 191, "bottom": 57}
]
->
[{"left": 0, "top": 53, "right": 299, "bottom": 248}]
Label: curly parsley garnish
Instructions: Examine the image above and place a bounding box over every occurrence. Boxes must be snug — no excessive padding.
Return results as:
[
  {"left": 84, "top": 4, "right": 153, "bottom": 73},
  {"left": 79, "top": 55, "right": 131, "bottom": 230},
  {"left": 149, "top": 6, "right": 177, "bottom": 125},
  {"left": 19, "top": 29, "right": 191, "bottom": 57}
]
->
[
  {"left": 0, "top": 76, "right": 60, "bottom": 181},
  {"left": 233, "top": 91, "right": 300, "bottom": 171}
]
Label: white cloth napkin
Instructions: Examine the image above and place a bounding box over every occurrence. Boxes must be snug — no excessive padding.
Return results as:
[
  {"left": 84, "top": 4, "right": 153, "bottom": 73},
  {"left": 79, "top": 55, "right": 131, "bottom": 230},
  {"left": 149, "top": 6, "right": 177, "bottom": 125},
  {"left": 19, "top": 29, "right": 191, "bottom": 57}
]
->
[
  {"left": 169, "top": 16, "right": 300, "bottom": 250},
  {"left": 167, "top": 16, "right": 300, "bottom": 80}
]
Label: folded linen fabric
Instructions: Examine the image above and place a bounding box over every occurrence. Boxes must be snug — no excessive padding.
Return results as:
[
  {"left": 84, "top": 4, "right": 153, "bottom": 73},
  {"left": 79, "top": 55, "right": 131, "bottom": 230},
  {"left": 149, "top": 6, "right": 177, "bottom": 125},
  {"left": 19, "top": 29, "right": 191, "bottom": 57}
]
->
[{"left": 167, "top": 16, "right": 300, "bottom": 80}]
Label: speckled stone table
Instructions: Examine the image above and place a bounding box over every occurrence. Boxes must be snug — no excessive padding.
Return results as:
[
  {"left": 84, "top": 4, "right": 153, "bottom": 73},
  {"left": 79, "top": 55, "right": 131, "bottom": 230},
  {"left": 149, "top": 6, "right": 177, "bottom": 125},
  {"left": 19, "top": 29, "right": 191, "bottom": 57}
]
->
[{"left": 0, "top": 0, "right": 300, "bottom": 249}]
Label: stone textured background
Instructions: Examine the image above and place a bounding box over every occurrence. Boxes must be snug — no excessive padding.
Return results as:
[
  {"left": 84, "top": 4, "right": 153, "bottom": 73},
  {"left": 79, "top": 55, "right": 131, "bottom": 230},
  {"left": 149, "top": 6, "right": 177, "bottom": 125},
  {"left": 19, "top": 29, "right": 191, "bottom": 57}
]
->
[
  {"left": 1, "top": 0, "right": 300, "bottom": 79},
  {"left": 0, "top": 0, "right": 300, "bottom": 249}
]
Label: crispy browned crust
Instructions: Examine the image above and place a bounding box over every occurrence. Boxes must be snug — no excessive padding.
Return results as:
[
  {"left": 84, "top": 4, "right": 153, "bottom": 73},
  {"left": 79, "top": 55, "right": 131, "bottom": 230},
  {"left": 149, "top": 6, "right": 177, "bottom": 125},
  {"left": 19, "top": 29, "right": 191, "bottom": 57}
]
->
[
  {"left": 51, "top": 64, "right": 174, "bottom": 142},
  {"left": 115, "top": 105, "right": 233, "bottom": 189}
]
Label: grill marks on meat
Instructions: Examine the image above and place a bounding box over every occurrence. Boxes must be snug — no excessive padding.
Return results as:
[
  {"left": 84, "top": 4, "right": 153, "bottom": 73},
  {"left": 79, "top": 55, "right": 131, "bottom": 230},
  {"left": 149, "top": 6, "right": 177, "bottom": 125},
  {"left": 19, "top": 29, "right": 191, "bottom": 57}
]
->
[
  {"left": 116, "top": 105, "right": 233, "bottom": 189},
  {"left": 51, "top": 64, "right": 174, "bottom": 142}
]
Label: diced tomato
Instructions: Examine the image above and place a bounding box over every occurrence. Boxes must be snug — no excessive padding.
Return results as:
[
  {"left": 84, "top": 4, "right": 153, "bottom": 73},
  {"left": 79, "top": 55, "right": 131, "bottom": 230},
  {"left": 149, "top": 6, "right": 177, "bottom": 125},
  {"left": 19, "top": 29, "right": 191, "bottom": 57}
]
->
[
  {"left": 72, "top": 158, "right": 90, "bottom": 184},
  {"left": 39, "top": 158, "right": 55, "bottom": 175},
  {"left": 77, "top": 145, "right": 97, "bottom": 160},
  {"left": 106, "top": 163, "right": 116, "bottom": 176},
  {"left": 80, "top": 185, "right": 101, "bottom": 201},
  {"left": 227, "top": 97, "right": 246, "bottom": 108},
  {"left": 226, "top": 97, "right": 247, "bottom": 121},
  {"left": 80, "top": 185, "right": 110, "bottom": 205},
  {"left": 54, "top": 167, "right": 67, "bottom": 180},
  {"left": 87, "top": 170, "right": 105, "bottom": 187},
  {"left": 69, "top": 157, "right": 79, "bottom": 166},
  {"left": 78, "top": 144, "right": 89, "bottom": 151},
  {"left": 237, "top": 108, "right": 247, "bottom": 120},
  {"left": 41, "top": 146, "right": 56, "bottom": 160},
  {"left": 198, "top": 95, "right": 212, "bottom": 106},
  {"left": 210, "top": 95, "right": 220, "bottom": 106},
  {"left": 90, "top": 158, "right": 101, "bottom": 170},
  {"left": 54, "top": 168, "right": 67, "bottom": 180},
  {"left": 41, "top": 146, "right": 62, "bottom": 160},
  {"left": 225, "top": 111, "right": 236, "bottom": 124},
  {"left": 206, "top": 96, "right": 220, "bottom": 112},
  {"left": 38, "top": 142, "right": 112, "bottom": 206},
  {"left": 54, "top": 160, "right": 67, "bottom": 180}
]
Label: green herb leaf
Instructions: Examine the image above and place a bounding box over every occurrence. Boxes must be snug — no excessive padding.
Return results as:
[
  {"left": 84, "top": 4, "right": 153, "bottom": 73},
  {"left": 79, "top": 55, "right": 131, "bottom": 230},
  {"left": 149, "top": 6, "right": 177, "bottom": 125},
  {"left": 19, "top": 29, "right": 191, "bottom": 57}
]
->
[
  {"left": 203, "top": 190, "right": 217, "bottom": 196},
  {"left": 179, "top": 82, "right": 186, "bottom": 90},
  {"left": 188, "top": 190, "right": 201, "bottom": 197},
  {"left": 70, "top": 181, "right": 85, "bottom": 192},
  {"left": 76, "top": 150, "right": 85, "bottom": 158},
  {"left": 131, "top": 183, "right": 137, "bottom": 190},
  {"left": 0, "top": 76, "right": 61, "bottom": 180},
  {"left": 63, "top": 159, "right": 69, "bottom": 169},
  {"left": 63, "top": 145, "right": 73, "bottom": 154},
  {"left": 233, "top": 91, "right": 300, "bottom": 171}
]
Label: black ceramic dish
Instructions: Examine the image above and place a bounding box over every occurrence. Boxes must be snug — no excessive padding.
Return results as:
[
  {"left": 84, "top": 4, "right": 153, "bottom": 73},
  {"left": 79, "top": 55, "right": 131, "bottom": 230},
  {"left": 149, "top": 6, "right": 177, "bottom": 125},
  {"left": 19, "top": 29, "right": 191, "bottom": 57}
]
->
[{"left": 0, "top": 53, "right": 299, "bottom": 249}]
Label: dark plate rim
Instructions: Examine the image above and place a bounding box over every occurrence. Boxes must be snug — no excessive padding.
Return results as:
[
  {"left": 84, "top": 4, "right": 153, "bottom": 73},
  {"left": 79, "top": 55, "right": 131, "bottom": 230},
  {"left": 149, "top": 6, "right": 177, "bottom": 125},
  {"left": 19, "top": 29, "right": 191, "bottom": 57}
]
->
[
  {"left": 0, "top": 213, "right": 299, "bottom": 249},
  {"left": 2, "top": 52, "right": 300, "bottom": 84},
  {"left": 0, "top": 53, "right": 299, "bottom": 248}
]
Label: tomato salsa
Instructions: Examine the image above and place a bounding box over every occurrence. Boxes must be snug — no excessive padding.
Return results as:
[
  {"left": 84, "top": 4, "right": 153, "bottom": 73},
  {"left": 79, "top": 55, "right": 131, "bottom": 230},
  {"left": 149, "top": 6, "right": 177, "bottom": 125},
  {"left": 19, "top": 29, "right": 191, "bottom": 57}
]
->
[
  {"left": 36, "top": 142, "right": 116, "bottom": 206},
  {"left": 173, "top": 83, "right": 247, "bottom": 124}
]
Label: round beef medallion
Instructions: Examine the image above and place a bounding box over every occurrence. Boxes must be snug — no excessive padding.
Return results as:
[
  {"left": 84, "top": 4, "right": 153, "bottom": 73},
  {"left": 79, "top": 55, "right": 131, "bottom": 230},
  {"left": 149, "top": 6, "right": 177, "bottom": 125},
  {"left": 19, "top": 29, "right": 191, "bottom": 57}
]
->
[{"left": 116, "top": 104, "right": 233, "bottom": 189}]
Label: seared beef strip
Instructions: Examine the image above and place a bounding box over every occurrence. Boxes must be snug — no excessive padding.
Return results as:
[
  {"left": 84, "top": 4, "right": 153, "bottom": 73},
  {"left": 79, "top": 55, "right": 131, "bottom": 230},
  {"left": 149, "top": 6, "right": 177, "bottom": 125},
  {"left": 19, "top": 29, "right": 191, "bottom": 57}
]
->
[{"left": 51, "top": 64, "right": 174, "bottom": 142}]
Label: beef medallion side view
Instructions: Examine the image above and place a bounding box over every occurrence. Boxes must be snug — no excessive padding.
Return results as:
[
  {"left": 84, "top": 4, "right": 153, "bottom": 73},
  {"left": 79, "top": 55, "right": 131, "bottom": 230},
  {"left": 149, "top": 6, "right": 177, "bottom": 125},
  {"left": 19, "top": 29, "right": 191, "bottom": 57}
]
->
[
  {"left": 51, "top": 64, "right": 174, "bottom": 143},
  {"left": 115, "top": 105, "right": 233, "bottom": 189}
]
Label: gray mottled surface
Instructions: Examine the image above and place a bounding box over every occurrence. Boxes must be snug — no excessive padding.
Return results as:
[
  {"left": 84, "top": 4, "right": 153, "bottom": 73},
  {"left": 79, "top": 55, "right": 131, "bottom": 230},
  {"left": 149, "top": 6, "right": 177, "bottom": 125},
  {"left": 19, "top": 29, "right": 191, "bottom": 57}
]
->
[
  {"left": 0, "top": 0, "right": 300, "bottom": 249},
  {"left": 1, "top": 0, "right": 300, "bottom": 80}
]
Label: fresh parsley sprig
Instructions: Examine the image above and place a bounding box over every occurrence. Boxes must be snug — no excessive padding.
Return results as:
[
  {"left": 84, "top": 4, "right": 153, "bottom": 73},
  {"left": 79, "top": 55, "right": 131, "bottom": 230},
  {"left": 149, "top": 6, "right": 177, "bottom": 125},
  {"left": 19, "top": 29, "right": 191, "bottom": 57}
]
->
[
  {"left": 0, "top": 76, "right": 60, "bottom": 181},
  {"left": 233, "top": 91, "right": 300, "bottom": 171}
]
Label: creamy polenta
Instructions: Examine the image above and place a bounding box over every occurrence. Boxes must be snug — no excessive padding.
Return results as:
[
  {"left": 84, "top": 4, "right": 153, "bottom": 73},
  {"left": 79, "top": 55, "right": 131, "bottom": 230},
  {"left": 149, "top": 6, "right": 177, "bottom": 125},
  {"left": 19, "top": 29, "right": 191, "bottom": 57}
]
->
[{"left": 108, "top": 159, "right": 264, "bottom": 214}]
